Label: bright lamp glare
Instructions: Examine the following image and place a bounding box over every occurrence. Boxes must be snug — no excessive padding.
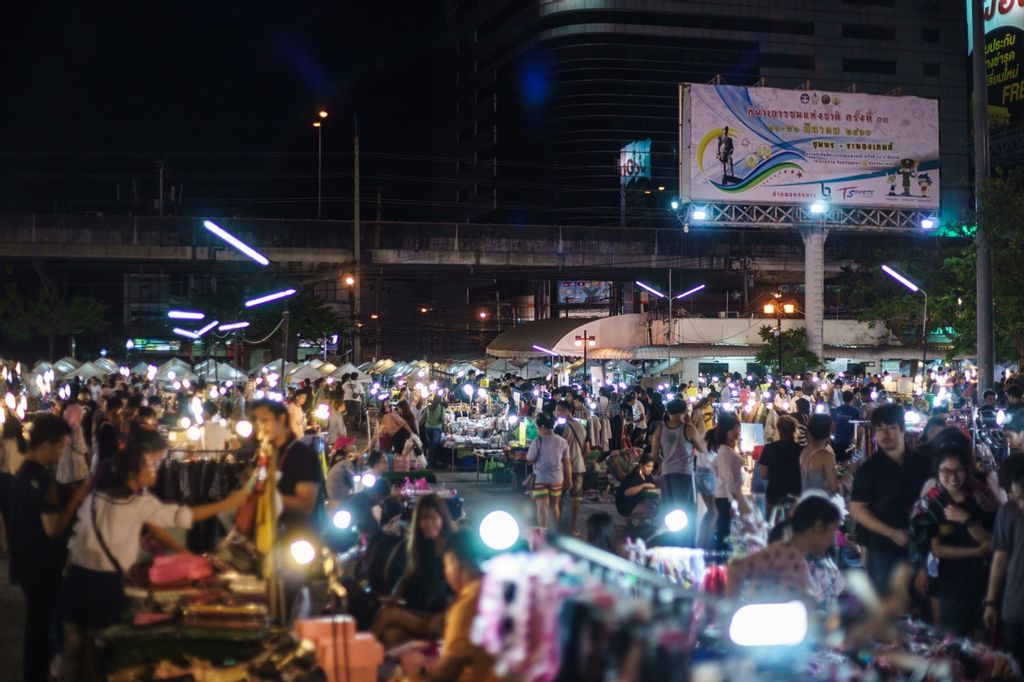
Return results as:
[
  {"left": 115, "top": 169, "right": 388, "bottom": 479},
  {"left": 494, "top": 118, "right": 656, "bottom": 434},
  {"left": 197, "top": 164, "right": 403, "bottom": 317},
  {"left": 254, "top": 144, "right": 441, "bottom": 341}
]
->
[
  {"left": 235, "top": 420, "right": 253, "bottom": 438},
  {"left": 691, "top": 207, "right": 708, "bottom": 221},
  {"left": 905, "top": 411, "right": 921, "bottom": 426},
  {"left": 729, "top": 601, "right": 808, "bottom": 647},
  {"left": 361, "top": 473, "right": 377, "bottom": 489},
  {"left": 670, "top": 200, "right": 680, "bottom": 211},
  {"left": 173, "top": 328, "right": 199, "bottom": 340},
  {"left": 289, "top": 540, "right": 317, "bottom": 566},
  {"left": 809, "top": 201, "right": 828, "bottom": 214},
  {"left": 532, "top": 344, "right": 558, "bottom": 356},
  {"left": 168, "top": 310, "right": 205, "bottom": 320},
  {"left": 921, "top": 218, "right": 936, "bottom": 229},
  {"left": 195, "top": 320, "right": 219, "bottom": 337},
  {"left": 332, "top": 510, "right": 352, "bottom": 530},
  {"left": 479, "top": 510, "right": 520, "bottom": 551},
  {"left": 202, "top": 220, "right": 270, "bottom": 266},
  {"left": 507, "top": 415, "right": 519, "bottom": 425},
  {"left": 635, "top": 281, "right": 666, "bottom": 298},
  {"left": 462, "top": 384, "right": 474, "bottom": 397},
  {"left": 997, "top": 409, "right": 1007, "bottom": 426},
  {"left": 675, "top": 284, "right": 706, "bottom": 299},
  {"left": 187, "top": 426, "right": 202, "bottom": 442},
  {"left": 178, "top": 417, "right": 191, "bottom": 429},
  {"left": 218, "top": 321, "right": 250, "bottom": 331},
  {"left": 245, "top": 288, "right": 298, "bottom": 308},
  {"left": 880, "top": 265, "right": 919, "bottom": 293},
  {"left": 665, "top": 509, "right": 688, "bottom": 532}
]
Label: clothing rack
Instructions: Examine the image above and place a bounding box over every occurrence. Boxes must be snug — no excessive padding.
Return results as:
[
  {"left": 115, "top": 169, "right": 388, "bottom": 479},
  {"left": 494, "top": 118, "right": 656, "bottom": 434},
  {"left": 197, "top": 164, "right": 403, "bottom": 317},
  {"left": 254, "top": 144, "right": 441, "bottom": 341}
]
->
[{"left": 547, "top": 533, "right": 694, "bottom": 602}]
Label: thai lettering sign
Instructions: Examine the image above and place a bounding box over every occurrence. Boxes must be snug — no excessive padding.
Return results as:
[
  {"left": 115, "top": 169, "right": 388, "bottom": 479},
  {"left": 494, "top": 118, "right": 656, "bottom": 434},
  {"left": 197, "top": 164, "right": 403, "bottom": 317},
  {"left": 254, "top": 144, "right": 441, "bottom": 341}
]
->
[{"left": 968, "top": 0, "right": 1024, "bottom": 124}]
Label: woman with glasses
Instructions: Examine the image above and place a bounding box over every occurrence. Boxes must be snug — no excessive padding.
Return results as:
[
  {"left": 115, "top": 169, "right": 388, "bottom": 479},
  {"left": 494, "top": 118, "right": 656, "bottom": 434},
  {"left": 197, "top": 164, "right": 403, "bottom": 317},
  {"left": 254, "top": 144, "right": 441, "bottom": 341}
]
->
[{"left": 911, "top": 430, "right": 999, "bottom": 636}]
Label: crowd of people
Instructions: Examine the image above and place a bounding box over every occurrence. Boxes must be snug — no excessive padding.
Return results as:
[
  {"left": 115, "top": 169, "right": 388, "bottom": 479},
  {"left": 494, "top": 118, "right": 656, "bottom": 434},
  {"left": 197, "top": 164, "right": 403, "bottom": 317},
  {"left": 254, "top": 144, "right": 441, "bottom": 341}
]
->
[{"left": 1, "top": 361, "right": 1023, "bottom": 680}]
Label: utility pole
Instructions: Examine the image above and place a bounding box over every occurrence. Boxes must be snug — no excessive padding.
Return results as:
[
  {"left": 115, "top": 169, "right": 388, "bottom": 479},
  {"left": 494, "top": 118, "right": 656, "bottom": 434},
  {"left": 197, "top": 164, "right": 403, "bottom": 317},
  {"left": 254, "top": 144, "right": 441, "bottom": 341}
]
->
[
  {"left": 971, "top": 0, "right": 994, "bottom": 394},
  {"left": 280, "top": 310, "right": 290, "bottom": 391},
  {"left": 353, "top": 119, "right": 362, "bottom": 364},
  {"left": 156, "top": 160, "right": 166, "bottom": 216}
]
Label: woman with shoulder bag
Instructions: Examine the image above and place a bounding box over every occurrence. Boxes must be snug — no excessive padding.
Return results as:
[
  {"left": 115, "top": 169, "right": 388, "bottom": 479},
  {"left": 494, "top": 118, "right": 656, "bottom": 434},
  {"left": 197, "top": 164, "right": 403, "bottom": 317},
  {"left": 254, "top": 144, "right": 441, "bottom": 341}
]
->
[{"left": 58, "top": 432, "right": 249, "bottom": 682}]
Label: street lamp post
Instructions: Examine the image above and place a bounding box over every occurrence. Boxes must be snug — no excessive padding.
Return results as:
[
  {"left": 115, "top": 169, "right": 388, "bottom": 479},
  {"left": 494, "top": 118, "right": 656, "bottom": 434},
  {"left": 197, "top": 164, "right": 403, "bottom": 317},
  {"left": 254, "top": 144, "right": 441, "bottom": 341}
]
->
[
  {"left": 314, "top": 109, "right": 328, "bottom": 219},
  {"left": 881, "top": 265, "right": 929, "bottom": 381},
  {"left": 574, "top": 329, "right": 596, "bottom": 384},
  {"left": 764, "top": 294, "right": 796, "bottom": 376}
]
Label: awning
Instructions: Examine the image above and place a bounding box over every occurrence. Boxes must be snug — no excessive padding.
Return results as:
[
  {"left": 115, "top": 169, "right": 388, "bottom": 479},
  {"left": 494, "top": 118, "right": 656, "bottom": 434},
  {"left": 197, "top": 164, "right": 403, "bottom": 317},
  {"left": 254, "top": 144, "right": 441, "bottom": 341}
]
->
[
  {"left": 486, "top": 317, "right": 600, "bottom": 358},
  {"left": 589, "top": 344, "right": 949, "bottom": 362}
]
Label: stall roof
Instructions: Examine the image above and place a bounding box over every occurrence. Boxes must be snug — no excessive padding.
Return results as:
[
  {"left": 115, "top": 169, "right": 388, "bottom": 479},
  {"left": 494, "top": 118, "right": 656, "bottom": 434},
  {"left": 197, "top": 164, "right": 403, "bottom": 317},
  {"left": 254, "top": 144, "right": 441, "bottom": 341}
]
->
[
  {"left": 589, "top": 344, "right": 948, "bottom": 362},
  {"left": 486, "top": 317, "right": 600, "bottom": 358}
]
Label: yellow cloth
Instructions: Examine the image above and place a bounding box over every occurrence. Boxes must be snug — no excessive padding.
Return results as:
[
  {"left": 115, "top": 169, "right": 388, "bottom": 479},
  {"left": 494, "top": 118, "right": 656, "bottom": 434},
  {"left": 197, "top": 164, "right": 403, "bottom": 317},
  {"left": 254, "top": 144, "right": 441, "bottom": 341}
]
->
[
  {"left": 253, "top": 446, "right": 279, "bottom": 619},
  {"left": 441, "top": 580, "right": 502, "bottom": 682}
]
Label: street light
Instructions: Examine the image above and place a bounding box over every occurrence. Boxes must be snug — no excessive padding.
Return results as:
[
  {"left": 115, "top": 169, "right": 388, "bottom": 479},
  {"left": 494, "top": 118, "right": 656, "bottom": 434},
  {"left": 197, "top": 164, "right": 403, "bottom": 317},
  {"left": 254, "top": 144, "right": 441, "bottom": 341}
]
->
[
  {"left": 478, "top": 311, "right": 488, "bottom": 320},
  {"left": 574, "top": 329, "right": 596, "bottom": 382},
  {"left": 881, "top": 264, "right": 929, "bottom": 380},
  {"left": 635, "top": 281, "right": 666, "bottom": 298},
  {"left": 218, "top": 321, "right": 250, "bottom": 331},
  {"left": 809, "top": 200, "right": 828, "bottom": 215},
  {"left": 343, "top": 273, "right": 355, "bottom": 287},
  {"left": 764, "top": 293, "right": 798, "bottom": 375},
  {"left": 245, "top": 288, "right": 297, "bottom": 308},
  {"left": 173, "top": 327, "right": 199, "bottom": 340},
  {"left": 168, "top": 310, "right": 205, "bottom": 320},
  {"left": 202, "top": 220, "right": 270, "bottom": 266},
  {"left": 314, "top": 109, "right": 328, "bottom": 219},
  {"left": 532, "top": 344, "right": 559, "bottom": 357},
  {"left": 674, "top": 284, "right": 706, "bottom": 300}
]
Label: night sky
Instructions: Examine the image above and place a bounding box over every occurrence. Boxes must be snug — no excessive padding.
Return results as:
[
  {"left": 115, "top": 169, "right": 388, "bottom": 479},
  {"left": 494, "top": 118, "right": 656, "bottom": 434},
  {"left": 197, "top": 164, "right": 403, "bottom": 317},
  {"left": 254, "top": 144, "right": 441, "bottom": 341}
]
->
[{"left": 0, "top": 2, "right": 445, "bottom": 218}]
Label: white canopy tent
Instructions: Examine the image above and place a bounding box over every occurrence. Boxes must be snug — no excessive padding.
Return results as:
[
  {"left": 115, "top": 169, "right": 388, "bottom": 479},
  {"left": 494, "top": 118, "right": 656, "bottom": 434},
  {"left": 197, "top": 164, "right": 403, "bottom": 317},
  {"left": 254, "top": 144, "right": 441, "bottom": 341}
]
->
[
  {"left": 330, "top": 362, "right": 372, "bottom": 384},
  {"left": 287, "top": 362, "right": 326, "bottom": 385},
  {"left": 54, "top": 356, "right": 82, "bottom": 377},
  {"left": 156, "top": 358, "right": 195, "bottom": 383}
]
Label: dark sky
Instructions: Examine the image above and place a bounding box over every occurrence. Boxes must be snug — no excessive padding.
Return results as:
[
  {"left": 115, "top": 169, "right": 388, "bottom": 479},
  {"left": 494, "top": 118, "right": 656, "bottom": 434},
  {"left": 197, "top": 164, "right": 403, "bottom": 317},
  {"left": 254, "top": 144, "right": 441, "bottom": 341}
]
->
[{"left": 0, "top": 2, "right": 446, "bottom": 218}]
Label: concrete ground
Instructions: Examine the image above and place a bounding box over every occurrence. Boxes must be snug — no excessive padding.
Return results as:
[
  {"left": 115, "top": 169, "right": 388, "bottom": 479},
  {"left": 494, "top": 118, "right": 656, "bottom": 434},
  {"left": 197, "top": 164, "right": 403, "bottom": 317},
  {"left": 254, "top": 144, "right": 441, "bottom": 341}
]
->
[{"left": 0, "top": 467, "right": 617, "bottom": 678}]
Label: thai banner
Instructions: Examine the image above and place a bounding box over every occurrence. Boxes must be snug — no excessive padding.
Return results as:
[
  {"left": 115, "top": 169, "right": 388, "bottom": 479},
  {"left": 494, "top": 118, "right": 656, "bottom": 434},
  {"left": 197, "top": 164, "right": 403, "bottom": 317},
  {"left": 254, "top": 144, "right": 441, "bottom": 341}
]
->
[
  {"left": 680, "top": 84, "right": 939, "bottom": 209},
  {"left": 967, "top": 0, "right": 1024, "bottom": 126}
]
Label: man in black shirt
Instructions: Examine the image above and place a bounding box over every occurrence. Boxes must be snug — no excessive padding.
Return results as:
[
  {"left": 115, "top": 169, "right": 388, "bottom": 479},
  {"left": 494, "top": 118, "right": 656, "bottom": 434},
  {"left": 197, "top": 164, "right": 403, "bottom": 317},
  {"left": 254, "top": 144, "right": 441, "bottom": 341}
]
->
[
  {"left": 8, "top": 414, "right": 89, "bottom": 682},
  {"left": 850, "top": 403, "right": 932, "bottom": 596},
  {"left": 95, "top": 394, "right": 124, "bottom": 464}
]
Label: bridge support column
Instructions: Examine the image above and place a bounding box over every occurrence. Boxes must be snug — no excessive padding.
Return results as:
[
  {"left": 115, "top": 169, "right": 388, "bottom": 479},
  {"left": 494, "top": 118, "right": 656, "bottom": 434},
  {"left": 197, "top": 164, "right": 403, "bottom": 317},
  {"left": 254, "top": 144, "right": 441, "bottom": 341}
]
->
[
  {"left": 533, "top": 281, "right": 549, "bottom": 321},
  {"left": 799, "top": 224, "right": 829, "bottom": 365},
  {"left": 621, "top": 281, "right": 635, "bottom": 314}
]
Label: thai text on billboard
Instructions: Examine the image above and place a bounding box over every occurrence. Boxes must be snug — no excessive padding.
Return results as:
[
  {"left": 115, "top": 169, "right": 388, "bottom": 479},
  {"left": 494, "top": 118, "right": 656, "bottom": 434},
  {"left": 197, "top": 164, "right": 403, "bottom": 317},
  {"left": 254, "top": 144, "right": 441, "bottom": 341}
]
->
[
  {"left": 968, "top": 0, "right": 1024, "bottom": 124},
  {"left": 680, "top": 84, "right": 939, "bottom": 209}
]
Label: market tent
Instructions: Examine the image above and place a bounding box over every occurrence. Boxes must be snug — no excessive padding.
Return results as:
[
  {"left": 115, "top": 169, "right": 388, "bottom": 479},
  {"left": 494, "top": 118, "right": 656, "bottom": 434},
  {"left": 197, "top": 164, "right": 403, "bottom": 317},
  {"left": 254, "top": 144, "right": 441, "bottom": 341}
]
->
[
  {"left": 363, "top": 359, "right": 395, "bottom": 375},
  {"left": 318, "top": 361, "right": 338, "bottom": 375},
  {"left": 287, "top": 362, "right": 326, "bottom": 385},
  {"left": 330, "top": 362, "right": 372, "bottom": 383},
  {"left": 486, "top": 317, "right": 600, "bottom": 359},
  {"left": 517, "top": 359, "right": 554, "bottom": 379},
  {"left": 68, "top": 361, "right": 108, "bottom": 382},
  {"left": 93, "top": 358, "right": 121, "bottom": 374},
  {"left": 156, "top": 358, "right": 195, "bottom": 382},
  {"left": 256, "top": 359, "right": 297, "bottom": 376},
  {"left": 131, "top": 361, "right": 153, "bottom": 376},
  {"left": 54, "top": 356, "right": 82, "bottom": 376}
]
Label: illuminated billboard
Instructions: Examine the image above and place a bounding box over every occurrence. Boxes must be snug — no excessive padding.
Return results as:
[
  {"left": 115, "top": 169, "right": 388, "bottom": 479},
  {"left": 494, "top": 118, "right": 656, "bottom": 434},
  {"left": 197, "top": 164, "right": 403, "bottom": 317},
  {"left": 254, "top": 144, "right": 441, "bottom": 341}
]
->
[
  {"left": 679, "top": 83, "right": 939, "bottom": 210},
  {"left": 968, "top": 1, "right": 1024, "bottom": 124}
]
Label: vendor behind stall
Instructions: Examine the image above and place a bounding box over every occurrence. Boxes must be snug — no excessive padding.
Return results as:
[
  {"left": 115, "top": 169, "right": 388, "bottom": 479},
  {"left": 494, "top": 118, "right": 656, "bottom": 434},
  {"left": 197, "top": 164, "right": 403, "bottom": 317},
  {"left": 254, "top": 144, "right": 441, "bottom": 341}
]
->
[{"left": 58, "top": 431, "right": 248, "bottom": 682}]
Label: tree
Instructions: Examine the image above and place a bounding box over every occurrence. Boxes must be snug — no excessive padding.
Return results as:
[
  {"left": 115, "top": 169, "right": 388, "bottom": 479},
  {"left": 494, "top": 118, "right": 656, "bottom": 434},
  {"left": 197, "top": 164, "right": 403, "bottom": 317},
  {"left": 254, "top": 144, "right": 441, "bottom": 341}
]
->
[
  {"left": 7, "top": 287, "right": 108, "bottom": 361},
  {"left": 755, "top": 325, "right": 820, "bottom": 375}
]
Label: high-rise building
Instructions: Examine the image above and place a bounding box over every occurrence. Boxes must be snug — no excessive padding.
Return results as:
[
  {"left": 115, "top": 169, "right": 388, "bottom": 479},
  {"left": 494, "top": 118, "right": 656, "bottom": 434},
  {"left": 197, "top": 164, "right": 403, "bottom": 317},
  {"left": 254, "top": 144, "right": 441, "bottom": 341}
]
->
[{"left": 441, "top": 0, "right": 968, "bottom": 226}]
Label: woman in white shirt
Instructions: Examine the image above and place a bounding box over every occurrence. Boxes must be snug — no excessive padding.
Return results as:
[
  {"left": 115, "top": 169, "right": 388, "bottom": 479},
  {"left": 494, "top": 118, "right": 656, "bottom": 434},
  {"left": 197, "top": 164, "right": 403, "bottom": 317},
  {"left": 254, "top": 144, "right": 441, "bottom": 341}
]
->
[
  {"left": 58, "top": 431, "right": 248, "bottom": 682},
  {"left": 713, "top": 413, "right": 751, "bottom": 554}
]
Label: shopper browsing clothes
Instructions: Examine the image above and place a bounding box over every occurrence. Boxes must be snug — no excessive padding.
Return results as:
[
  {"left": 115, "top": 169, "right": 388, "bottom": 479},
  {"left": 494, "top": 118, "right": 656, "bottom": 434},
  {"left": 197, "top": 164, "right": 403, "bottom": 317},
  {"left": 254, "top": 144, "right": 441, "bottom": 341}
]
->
[
  {"left": 850, "top": 404, "right": 932, "bottom": 596},
  {"left": 713, "top": 413, "right": 751, "bottom": 553},
  {"left": 57, "top": 431, "right": 249, "bottom": 681}
]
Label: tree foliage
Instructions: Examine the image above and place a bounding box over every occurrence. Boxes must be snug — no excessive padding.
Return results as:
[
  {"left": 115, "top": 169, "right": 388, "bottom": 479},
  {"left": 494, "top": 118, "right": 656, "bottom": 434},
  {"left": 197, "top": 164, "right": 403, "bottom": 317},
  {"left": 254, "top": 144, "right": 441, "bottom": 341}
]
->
[
  {"left": 834, "top": 168, "right": 1024, "bottom": 367},
  {"left": 755, "top": 325, "right": 820, "bottom": 375}
]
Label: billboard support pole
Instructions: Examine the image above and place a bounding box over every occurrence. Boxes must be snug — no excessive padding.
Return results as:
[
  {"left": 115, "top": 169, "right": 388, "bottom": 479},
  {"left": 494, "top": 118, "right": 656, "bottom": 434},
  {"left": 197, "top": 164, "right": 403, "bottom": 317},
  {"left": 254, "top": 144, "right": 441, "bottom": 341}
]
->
[
  {"left": 799, "top": 224, "right": 828, "bottom": 364},
  {"left": 971, "top": 0, "right": 993, "bottom": 393}
]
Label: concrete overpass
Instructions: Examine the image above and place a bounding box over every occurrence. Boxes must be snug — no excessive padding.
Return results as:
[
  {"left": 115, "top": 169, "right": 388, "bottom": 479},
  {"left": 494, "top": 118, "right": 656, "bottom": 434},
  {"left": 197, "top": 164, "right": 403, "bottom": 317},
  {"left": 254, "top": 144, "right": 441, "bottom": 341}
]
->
[{"left": 0, "top": 213, "right": 870, "bottom": 278}]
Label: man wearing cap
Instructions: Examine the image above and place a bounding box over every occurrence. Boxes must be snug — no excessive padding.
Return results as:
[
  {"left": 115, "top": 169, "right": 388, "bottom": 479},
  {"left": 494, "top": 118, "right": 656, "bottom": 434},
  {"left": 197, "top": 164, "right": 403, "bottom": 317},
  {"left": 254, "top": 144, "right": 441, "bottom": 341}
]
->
[{"left": 650, "top": 399, "right": 706, "bottom": 546}]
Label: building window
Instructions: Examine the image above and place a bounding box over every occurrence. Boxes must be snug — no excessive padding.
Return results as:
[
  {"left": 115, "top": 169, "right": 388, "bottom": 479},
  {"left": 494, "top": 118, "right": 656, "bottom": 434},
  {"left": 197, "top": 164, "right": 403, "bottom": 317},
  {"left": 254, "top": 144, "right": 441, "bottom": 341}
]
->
[
  {"left": 923, "top": 62, "right": 940, "bottom": 78},
  {"left": 759, "top": 53, "right": 815, "bottom": 70},
  {"left": 843, "top": 58, "right": 896, "bottom": 75},
  {"left": 842, "top": 0, "right": 893, "bottom": 5},
  {"left": 922, "top": 28, "right": 940, "bottom": 43},
  {"left": 842, "top": 24, "right": 896, "bottom": 41}
]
